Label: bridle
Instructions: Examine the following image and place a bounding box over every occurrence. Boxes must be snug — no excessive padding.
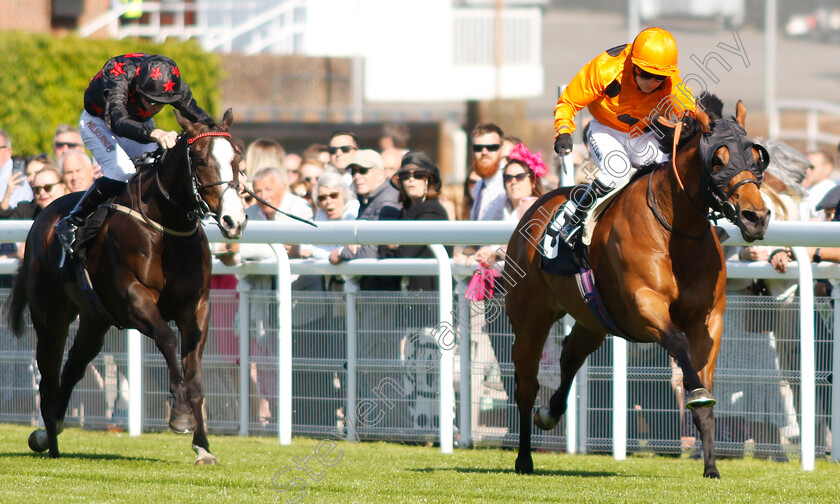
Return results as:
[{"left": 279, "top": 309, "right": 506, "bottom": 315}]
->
[
  {"left": 647, "top": 116, "right": 767, "bottom": 239},
  {"left": 183, "top": 130, "right": 240, "bottom": 220},
  {"left": 118, "top": 130, "right": 240, "bottom": 237}
]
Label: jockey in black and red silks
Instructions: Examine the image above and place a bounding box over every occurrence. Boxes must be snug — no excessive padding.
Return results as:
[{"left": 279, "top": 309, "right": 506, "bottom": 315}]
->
[{"left": 55, "top": 53, "right": 213, "bottom": 256}]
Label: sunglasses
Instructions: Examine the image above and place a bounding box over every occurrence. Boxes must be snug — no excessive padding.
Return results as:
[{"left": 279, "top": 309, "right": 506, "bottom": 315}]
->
[
  {"left": 33, "top": 183, "right": 60, "bottom": 194},
  {"left": 397, "top": 170, "right": 429, "bottom": 182},
  {"left": 350, "top": 166, "right": 373, "bottom": 176},
  {"left": 54, "top": 142, "right": 82, "bottom": 149},
  {"left": 634, "top": 66, "right": 667, "bottom": 82},
  {"left": 317, "top": 192, "right": 342, "bottom": 203},
  {"left": 472, "top": 143, "right": 502, "bottom": 153},
  {"left": 503, "top": 172, "right": 530, "bottom": 183},
  {"left": 328, "top": 145, "right": 357, "bottom": 155}
]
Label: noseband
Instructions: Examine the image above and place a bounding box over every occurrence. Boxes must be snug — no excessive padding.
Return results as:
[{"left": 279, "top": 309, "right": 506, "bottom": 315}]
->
[{"left": 698, "top": 120, "right": 769, "bottom": 220}]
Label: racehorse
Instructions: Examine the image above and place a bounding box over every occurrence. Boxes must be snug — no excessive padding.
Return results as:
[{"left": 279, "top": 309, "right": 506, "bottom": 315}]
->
[
  {"left": 505, "top": 99, "right": 770, "bottom": 479},
  {"left": 5, "top": 109, "right": 247, "bottom": 464}
]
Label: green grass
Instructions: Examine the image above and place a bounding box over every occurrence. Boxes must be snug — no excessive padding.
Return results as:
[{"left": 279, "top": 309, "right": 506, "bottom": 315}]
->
[{"left": 0, "top": 423, "right": 838, "bottom": 503}]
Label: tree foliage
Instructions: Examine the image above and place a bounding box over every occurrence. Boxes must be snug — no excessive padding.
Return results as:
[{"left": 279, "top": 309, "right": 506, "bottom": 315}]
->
[{"left": 0, "top": 31, "right": 222, "bottom": 156}]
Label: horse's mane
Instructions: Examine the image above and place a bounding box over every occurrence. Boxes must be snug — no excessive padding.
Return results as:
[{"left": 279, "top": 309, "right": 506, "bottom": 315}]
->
[
  {"left": 677, "top": 92, "right": 723, "bottom": 147},
  {"left": 628, "top": 92, "right": 724, "bottom": 182}
]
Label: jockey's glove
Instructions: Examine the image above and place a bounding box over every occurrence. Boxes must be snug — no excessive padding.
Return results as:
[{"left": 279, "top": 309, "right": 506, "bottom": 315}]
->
[{"left": 554, "top": 133, "right": 573, "bottom": 156}]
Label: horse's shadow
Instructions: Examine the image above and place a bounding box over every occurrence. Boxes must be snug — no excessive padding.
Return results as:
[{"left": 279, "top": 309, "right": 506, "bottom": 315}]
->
[
  {"left": 407, "top": 467, "right": 625, "bottom": 478},
  {"left": 0, "top": 451, "right": 169, "bottom": 463}
]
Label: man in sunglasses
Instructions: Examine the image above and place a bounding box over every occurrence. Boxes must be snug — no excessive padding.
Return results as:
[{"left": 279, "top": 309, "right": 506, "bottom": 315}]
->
[
  {"left": 550, "top": 27, "right": 696, "bottom": 251},
  {"left": 326, "top": 130, "right": 359, "bottom": 188},
  {"left": 52, "top": 124, "right": 86, "bottom": 163},
  {"left": 55, "top": 53, "right": 214, "bottom": 256},
  {"left": 329, "top": 149, "right": 401, "bottom": 290},
  {"left": 469, "top": 122, "right": 507, "bottom": 221}
]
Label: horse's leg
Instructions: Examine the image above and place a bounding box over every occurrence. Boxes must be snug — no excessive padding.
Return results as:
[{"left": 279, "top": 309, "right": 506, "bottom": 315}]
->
[
  {"left": 537, "top": 324, "right": 606, "bottom": 430},
  {"left": 55, "top": 316, "right": 111, "bottom": 428},
  {"left": 175, "top": 300, "right": 216, "bottom": 465},
  {"left": 508, "top": 298, "right": 559, "bottom": 475},
  {"left": 684, "top": 316, "right": 722, "bottom": 479},
  {"left": 28, "top": 315, "right": 71, "bottom": 457},
  {"left": 125, "top": 287, "right": 195, "bottom": 435}
]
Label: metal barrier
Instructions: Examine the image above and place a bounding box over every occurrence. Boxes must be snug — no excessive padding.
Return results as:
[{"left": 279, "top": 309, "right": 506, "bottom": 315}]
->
[{"left": 0, "top": 220, "right": 838, "bottom": 471}]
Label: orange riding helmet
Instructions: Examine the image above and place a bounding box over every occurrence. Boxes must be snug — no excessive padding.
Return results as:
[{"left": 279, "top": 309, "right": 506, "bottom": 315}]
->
[{"left": 631, "top": 27, "right": 679, "bottom": 77}]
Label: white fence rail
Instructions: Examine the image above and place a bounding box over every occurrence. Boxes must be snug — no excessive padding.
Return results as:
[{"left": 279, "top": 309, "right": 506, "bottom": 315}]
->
[
  {"left": 769, "top": 99, "right": 840, "bottom": 151},
  {"left": 0, "top": 220, "right": 838, "bottom": 470}
]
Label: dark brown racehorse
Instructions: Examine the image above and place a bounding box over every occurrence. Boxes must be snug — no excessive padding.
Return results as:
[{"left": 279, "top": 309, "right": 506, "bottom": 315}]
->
[
  {"left": 5, "top": 109, "right": 247, "bottom": 464},
  {"left": 506, "top": 100, "right": 770, "bottom": 479}
]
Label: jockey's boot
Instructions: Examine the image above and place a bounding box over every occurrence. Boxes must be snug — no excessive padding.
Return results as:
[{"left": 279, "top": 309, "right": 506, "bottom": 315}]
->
[
  {"left": 551, "top": 179, "right": 614, "bottom": 250},
  {"left": 55, "top": 177, "right": 126, "bottom": 256}
]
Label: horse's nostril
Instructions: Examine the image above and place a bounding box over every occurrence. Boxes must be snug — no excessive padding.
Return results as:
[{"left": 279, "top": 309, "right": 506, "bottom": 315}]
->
[
  {"left": 222, "top": 215, "right": 234, "bottom": 229},
  {"left": 741, "top": 210, "right": 759, "bottom": 224}
]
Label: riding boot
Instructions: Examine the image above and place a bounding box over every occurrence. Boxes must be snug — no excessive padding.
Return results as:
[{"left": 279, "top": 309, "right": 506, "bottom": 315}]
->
[
  {"left": 55, "top": 177, "right": 127, "bottom": 256},
  {"left": 552, "top": 179, "right": 614, "bottom": 249}
]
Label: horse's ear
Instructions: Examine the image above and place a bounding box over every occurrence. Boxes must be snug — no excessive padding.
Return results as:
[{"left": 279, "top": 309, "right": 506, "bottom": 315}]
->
[
  {"left": 221, "top": 108, "right": 234, "bottom": 130},
  {"left": 696, "top": 108, "right": 712, "bottom": 133},
  {"left": 735, "top": 100, "right": 746, "bottom": 127},
  {"left": 174, "top": 109, "right": 194, "bottom": 133}
]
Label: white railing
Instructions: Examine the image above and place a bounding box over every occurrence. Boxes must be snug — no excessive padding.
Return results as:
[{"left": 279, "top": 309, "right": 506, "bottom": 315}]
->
[
  {"left": 1, "top": 220, "right": 839, "bottom": 470},
  {"left": 769, "top": 99, "right": 840, "bottom": 151},
  {"left": 78, "top": 0, "right": 306, "bottom": 55}
]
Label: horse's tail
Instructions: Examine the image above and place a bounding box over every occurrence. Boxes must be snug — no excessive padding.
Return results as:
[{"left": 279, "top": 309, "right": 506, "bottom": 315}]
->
[{"left": 5, "top": 266, "right": 28, "bottom": 339}]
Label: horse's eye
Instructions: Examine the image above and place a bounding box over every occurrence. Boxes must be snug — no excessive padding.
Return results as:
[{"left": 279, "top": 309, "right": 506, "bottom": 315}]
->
[{"left": 711, "top": 155, "right": 724, "bottom": 167}]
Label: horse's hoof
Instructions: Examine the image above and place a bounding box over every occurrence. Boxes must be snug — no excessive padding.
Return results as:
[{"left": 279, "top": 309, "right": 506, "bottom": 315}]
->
[
  {"left": 704, "top": 468, "right": 721, "bottom": 479},
  {"left": 686, "top": 387, "right": 716, "bottom": 409},
  {"left": 193, "top": 445, "right": 218, "bottom": 466},
  {"left": 28, "top": 430, "right": 49, "bottom": 453},
  {"left": 515, "top": 456, "right": 534, "bottom": 474},
  {"left": 534, "top": 407, "right": 559, "bottom": 431},
  {"left": 169, "top": 414, "right": 197, "bottom": 434},
  {"left": 196, "top": 455, "right": 218, "bottom": 466}
]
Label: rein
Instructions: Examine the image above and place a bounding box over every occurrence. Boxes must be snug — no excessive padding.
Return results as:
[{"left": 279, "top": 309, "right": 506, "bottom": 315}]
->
[{"left": 646, "top": 118, "right": 711, "bottom": 240}]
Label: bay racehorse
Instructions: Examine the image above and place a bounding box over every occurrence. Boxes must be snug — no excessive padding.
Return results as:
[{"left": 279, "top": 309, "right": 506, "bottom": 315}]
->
[
  {"left": 6, "top": 109, "right": 247, "bottom": 464},
  {"left": 506, "top": 100, "right": 770, "bottom": 478}
]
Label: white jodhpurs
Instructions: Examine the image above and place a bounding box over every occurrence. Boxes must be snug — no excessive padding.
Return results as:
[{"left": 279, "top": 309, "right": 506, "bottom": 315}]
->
[
  {"left": 79, "top": 110, "right": 159, "bottom": 183},
  {"left": 584, "top": 118, "right": 670, "bottom": 192}
]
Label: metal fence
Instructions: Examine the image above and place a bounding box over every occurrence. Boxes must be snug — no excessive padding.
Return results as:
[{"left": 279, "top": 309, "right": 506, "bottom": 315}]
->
[
  {"left": 0, "top": 219, "right": 838, "bottom": 471},
  {"left": 0, "top": 283, "right": 833, "bottom": 462}
]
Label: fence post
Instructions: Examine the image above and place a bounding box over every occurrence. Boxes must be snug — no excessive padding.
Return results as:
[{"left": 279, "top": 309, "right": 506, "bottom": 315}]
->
[
  {"left": 344, "top": 279, "right": 359, "bottom": 442},
  {"left": 612, "top": 336, "right": 627, "bottom": 461},
  {"left": 272, "top": 244, "right": 292, "bottom": 445},
  {"left": 792, "top": 247, "right": 815, "bottom": 470},
  {"left": 430, "top": 245, "right": 454, "bottom": 454},
  {"left": 563, "top": 316, "right": 578, "bottom": 454},
  {"left": 127, "top": 328, "right": 143, "bottom": 437},
  {"left": 455, "top": 277, "right": 472, "bottom": 448},
  {"left": 833, "top": 279, "right": 840, "bottom": 463},
  {"left": 238, "top": 280, "right": 251, "bottom": 436}
]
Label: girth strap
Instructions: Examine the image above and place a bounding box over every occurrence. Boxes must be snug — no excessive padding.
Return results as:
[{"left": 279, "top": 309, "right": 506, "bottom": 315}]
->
[{"left": 103, "top": 202, "right": 199, "bottom": 237}]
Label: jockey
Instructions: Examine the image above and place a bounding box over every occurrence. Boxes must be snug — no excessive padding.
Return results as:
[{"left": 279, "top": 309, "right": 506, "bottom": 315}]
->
[
  {"left": 55, "top": 53, "right": 213, "bottom": 255},
  {"left": 551, "top": 27, "right": 696, "bottom": 249}
]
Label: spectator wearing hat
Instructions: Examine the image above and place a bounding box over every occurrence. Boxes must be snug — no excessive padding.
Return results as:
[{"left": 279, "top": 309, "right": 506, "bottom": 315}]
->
[
  {"left": 329, "top": 149, "right": 401, "bottom": 292},
  {"left": 392, "top": 151, "right": 449, "bottom": 292}
]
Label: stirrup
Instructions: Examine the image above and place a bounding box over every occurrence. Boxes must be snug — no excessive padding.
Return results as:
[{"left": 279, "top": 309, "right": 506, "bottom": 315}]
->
[
  {"left": 559, "top": 223, "right": 582, "bottom": 249},
  {"left": 55, "top": 218, "right": 79, "bottom": 255}
]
